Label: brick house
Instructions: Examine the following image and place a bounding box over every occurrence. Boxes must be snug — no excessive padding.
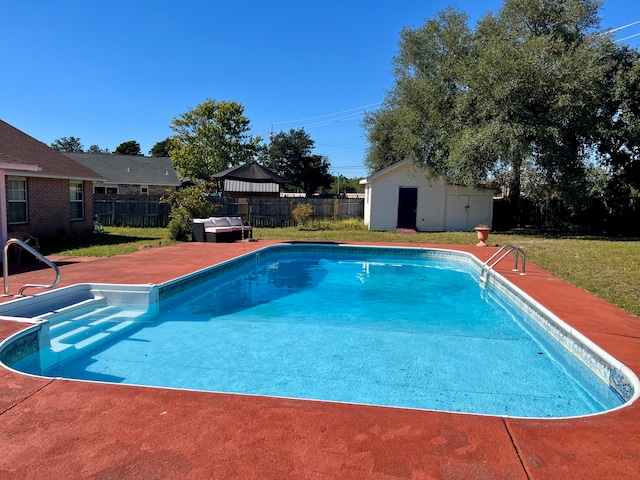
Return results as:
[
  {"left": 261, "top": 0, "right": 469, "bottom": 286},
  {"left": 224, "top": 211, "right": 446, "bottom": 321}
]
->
[
  {"left": 65, "top": 153, "right": 181, "bottom": 196},
  {"left": 0, "top": 120, "right": 105, "bottom": 245}
]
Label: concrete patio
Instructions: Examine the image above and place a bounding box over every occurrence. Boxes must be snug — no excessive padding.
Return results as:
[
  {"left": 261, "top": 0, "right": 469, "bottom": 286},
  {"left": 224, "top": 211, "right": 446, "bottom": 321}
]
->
[{"left": 0, "top": 240, "right": 638, "bottom": 479}]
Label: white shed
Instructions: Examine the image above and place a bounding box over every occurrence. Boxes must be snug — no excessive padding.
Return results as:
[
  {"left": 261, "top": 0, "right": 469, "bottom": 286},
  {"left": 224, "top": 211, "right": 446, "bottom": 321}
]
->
[{"left": 359, "top": 160, "right": 494, "bottom": 231}]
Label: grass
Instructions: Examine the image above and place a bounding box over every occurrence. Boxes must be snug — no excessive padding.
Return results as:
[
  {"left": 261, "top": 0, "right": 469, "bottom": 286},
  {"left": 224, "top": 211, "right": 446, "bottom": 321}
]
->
[
  {"left": 42, "top": 226, "right": 179, "bottom": 257},
  {"left": 44, "top": 223, "right": 640, "bottom": 317}
]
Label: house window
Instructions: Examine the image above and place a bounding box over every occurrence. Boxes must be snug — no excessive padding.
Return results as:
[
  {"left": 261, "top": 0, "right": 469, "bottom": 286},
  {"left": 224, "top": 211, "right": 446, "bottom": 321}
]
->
[
  {"left": 140, "top": 185, "right": 149, "bottom": 195},
  {"left": 94, "top": 185, "right": 118, "bottom": 195},
  {"left": 70, "top": 181, "right": 84, "bottom": 220},
  {"left": 8, "top": 177, "right": 28, "bottom": 224}
]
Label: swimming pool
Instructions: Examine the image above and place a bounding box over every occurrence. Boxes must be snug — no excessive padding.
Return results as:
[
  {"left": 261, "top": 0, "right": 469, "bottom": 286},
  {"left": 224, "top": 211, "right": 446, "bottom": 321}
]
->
[{"left": 0, "top": 244, "right": 637, "bottom": 418}]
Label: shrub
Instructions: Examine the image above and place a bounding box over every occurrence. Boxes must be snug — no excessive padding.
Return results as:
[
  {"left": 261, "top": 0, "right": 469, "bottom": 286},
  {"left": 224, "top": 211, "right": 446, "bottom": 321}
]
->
[
  {"left": 161, "top": 186, "right": 217, "bottom": 240},
  {"left": 291, "top": 203, "right": 313, "bottom": 226}
]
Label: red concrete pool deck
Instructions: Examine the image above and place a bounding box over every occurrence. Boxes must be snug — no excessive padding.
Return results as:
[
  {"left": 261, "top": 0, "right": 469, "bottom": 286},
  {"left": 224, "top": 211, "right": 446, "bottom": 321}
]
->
[{"left": 0, "top": 240, "right": 639, "bottom": 479}]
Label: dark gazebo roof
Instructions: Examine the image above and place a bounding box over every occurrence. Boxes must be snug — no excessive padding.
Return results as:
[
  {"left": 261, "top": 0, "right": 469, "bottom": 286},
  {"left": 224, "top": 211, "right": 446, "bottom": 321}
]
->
[{"left": 212, "top": 161, "right": 288, "bottom": 184}]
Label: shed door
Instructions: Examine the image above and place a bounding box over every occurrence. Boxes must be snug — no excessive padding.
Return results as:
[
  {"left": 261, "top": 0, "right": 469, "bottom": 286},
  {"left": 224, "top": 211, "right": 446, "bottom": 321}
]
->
[
  {"left": 397, "top": 187, "right": 418, "bottom": 229},
  {"left": 446, "top": 195, "right": 491, "bottom": 230}
]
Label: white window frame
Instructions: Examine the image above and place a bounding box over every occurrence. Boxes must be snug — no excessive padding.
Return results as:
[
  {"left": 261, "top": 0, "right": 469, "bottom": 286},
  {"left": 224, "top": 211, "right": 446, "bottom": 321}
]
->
[
  {"left": 70, "top": 181, "right": 84, "bottom": 220},
  {"left": 7, "top": 176, "right": 28, "bottom": 224},
  {"left": 140, "top": 185, "right": 149, "bottom": 195}
]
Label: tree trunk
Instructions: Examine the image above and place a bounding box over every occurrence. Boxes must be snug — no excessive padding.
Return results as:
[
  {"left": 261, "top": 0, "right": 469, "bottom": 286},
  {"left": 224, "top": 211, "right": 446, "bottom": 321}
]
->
[{"left": 508, "top": 158, "right": 522, "bottom": 227}]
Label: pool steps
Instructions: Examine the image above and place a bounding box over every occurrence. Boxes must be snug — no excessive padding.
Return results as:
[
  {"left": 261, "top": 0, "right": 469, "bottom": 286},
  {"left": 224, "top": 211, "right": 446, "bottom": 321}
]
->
[
  {"left": 39, "top": 301, "right": 153, "bottom": 371},
  {"left": 0, "top": 283, "right": 157, "bottom": 372}
]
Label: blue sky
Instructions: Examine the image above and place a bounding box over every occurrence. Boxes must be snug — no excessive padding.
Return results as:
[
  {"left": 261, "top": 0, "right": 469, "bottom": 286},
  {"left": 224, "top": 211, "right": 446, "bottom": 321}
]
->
[{"left": 2, "top": 1, "right": 638, "bottom": 179}]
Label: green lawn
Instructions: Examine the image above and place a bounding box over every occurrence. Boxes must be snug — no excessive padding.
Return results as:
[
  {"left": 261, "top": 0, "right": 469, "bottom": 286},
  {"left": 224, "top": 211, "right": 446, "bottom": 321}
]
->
[{"left": 46, "top": 225, "right": 640, "bottom": 317}]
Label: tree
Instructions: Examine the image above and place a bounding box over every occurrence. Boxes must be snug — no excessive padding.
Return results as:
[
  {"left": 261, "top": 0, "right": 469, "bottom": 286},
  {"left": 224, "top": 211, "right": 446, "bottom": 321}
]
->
[
  {"left": 364, "top": 1, "right": 629, "bottom": 210},
  {"left": 595, "top": 46, "right": 640, "bottom": 192},
  {"left": 265, "top": 128, "right": 333, "bottom": 196},
  {"left": 149, "top": 137, "right": 173, "bottom": 157},
  {"left": 161, "top": 185, "right": 217, "bottom": 241},
  {"left": 87, "top": 145, "right": 110, "bottom": 154},
  {"left": 169, "top": 99, "right": 262, "bottom": 181},
  {"left": 50, "top": 136, "right": 84, "bottom": 152},
  {"left": 114, "top": 140, "right": 142, "bottom": 155}
]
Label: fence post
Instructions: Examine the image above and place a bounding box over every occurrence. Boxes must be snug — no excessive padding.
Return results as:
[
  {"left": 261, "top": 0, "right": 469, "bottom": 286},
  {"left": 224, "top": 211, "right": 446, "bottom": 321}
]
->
[
  {"left": 111, "top": 199, "right": 116, "bottom": 226},
  {"left": 334, "top": 198, "right": 339, "bottom": 221},
  {"left": 290, "top": 197, "right": 294, "bottom": 225}
]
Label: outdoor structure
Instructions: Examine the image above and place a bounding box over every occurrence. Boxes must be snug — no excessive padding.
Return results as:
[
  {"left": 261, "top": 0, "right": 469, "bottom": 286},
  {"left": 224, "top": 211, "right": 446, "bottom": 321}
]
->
[
  {"left": 360, "top": 160, "right": 494, "bottom": 231},
  {"left": 212, "top": 161, "right": 288, "bottom": 197},
  {"left": 0, "top": 120, "right": 105, "bottom": 244},
  {"left": 65, "top": 153, "right": 181, "bottom": 196}
]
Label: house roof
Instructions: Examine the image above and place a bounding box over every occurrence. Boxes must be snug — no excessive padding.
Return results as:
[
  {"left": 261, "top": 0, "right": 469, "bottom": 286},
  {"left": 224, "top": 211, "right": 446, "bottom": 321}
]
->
[
  {"left": 66, "top": 153, "right": 181, "bottom": 187},
  {"left": 0, "top": 120, "right": 105, "bottom": 181}
]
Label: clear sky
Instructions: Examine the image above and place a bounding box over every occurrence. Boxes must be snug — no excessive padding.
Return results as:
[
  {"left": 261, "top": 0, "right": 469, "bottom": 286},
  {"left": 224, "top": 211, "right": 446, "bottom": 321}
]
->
[{"left": 2, "top": 1, "right": 638, "bottom": 179}]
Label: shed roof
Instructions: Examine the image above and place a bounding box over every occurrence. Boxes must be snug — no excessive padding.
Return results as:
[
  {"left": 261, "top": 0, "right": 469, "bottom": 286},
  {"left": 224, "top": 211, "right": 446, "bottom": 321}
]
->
[
  {"left": 0, "top": 120, "right": 105, "bottom": 180},
  {"left": 360, "top": 160, "right": 494, "bottom": 191},
  {"left": 359, "top": 160, "right": 412, "bottom": 184},
  {"left": 66, "top": 153, "right": 181, "bottom": 186}
]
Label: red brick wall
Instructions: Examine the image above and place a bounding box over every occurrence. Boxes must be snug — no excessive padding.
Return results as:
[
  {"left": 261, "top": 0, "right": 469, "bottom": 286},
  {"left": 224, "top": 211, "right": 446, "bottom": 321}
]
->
[{"left": 7, "top": 177, "right": 94, "bottom": 241}]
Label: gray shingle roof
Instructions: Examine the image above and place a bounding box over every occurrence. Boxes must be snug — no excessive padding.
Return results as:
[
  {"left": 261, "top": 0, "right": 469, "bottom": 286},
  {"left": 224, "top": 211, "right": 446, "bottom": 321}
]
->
[{"left": 66, "top": 153, "right": 181, "bottom": 186}]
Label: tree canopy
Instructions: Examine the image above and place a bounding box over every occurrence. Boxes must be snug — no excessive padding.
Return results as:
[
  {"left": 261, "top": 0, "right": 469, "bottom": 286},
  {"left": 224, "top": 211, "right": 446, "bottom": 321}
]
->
[
  {"left": 50, "top": 136, "right": 84, "bottom": 152},
  {"left": 149, "top": 137, "right": 173, "bottom": 157},
  {"left": 87, "top": 144, "right": 110, "bottom": 154},
  {"left": 114, "top": 140, "right": 142, "bottom": 155},
  {"left": 263, "top": 128, "right": 333, "bottom": 196},
  {"left": 364, "top": 0, "right": 640, "bottom": 204},
  {"left": 169, "top": 99, "right": 262, "bottom": 181}
]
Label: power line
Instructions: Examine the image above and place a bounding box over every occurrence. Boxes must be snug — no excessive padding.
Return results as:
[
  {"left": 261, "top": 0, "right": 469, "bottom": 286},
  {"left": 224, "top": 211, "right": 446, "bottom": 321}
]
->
[
  {"left": 601, "top": 20, "right": 640, "bottom": 35},
  {"left": 616, "top": 32, "right": 640, "bottom": 43},
  {"left": 300, "top": 111, "right": 371, "bottom": 129},
  {"left": 272, "top": 102, "right": 382, "bottom": 125}
]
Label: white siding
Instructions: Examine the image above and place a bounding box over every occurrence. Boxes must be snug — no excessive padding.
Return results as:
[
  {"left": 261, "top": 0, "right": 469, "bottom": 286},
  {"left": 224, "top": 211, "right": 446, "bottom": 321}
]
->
[
  {"left": 362, "top": 162, "right": 493, "bottom": 232},
  {"left": 444, "top": 186, "right": 493, "bottom": 230}
]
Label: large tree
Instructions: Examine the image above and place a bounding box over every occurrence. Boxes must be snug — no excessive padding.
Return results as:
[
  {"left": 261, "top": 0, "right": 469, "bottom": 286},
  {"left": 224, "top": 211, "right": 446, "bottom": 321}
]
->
[
  {"left": 364, "top": 0, "right": 630, "bottom": 207},
  {"left": 265, "top": 128, "right": 333, "bottom": 196},
  {"left": 169, "top": 99, "right": 262, "bottom": 181},
  {"left": 50, "top": 136, "right": 84, "bottom": 152},
  {"left": 114, "top": 140, "right": 142, "bottom": 155},
  {"left": 149, "top": 137, "right": 173, "bottom": 157},
  {"left": 595, "top": 46, "right": 640, "bottom": 192}
]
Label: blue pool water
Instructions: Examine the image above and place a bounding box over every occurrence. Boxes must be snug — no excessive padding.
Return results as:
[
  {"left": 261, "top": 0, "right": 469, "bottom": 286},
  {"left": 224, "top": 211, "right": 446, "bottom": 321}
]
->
[{"left": 8, "top": 246, "right": 626, "bottom": 417}]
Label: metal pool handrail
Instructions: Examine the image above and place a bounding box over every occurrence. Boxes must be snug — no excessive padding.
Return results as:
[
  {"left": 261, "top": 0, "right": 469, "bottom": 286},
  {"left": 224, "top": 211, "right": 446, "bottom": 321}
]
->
[
  {"left": 480, "top": 244, "right": 526, "bottom": 282},
  {"left": 2, "top": 238, "right": 61, "bottom": 297}
]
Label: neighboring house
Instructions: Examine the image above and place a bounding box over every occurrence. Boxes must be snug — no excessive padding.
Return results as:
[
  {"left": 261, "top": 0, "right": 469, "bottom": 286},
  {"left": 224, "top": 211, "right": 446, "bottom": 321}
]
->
[
  {"left": 359, "top": 160, "right": 494, "bottom": 231},
  {"left": 65, "top": 153, "right": 181, "bottom": 196},
  {"left": 0, "top": 120, "right": 105, "bottom": 245}
]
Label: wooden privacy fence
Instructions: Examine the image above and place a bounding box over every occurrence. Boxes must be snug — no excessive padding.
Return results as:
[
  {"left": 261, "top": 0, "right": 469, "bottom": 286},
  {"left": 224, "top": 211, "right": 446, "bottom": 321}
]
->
[
  {"left": 212, "top": 197, "right": 364, "bottom": 227},
  {"left": 94, "top": 196, "right": 172, "bottom": 227},
  {"left": 93, "top": 196, "right": 364, "bottom": 228}
]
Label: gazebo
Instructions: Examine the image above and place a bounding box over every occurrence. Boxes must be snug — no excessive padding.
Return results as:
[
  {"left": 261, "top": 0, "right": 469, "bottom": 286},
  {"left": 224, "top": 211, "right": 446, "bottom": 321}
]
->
[
  {"left": 212, "top": 161, "right": 288, "bottom": 196},
  {"left": 212, "top": 161, "right": 289, "bottom": 225}
]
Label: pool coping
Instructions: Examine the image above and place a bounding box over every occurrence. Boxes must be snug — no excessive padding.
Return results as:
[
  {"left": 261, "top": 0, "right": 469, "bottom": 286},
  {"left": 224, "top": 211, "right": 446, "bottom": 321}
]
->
[{"left": 0, "top": 240, "right": 639, "bottom": 478}]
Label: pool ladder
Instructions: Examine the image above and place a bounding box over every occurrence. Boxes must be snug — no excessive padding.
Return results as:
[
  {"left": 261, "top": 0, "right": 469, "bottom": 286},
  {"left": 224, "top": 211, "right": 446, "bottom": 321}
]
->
[
  {"left": 480, "top": 244, "right": 526, "bottom": 283},
  {"left": 2, "top": 238, "right": 61, "bottom": 297}
]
